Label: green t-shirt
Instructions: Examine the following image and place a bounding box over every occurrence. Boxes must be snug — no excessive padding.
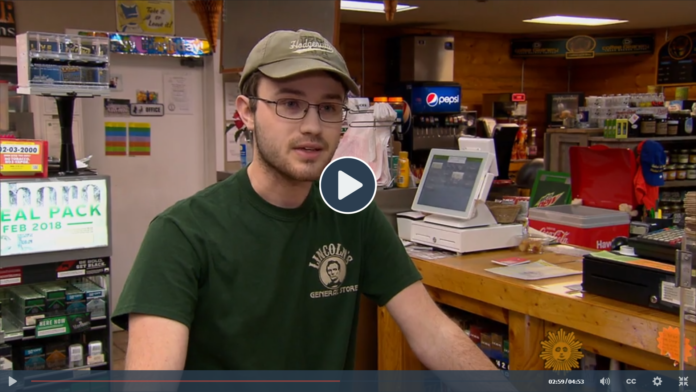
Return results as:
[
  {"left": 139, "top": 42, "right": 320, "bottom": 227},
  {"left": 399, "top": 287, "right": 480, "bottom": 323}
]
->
[{"left": 111, "top": 167, "right": 422, "bottom": 370}]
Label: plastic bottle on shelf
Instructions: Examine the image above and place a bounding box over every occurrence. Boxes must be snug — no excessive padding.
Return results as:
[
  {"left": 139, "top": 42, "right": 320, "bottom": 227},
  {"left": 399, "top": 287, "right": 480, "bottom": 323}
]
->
[
  {"left": 238, "top": 130, "right": 254, "bottom": 167},
  {"left": 528, "top": 128, "right": 538, "bottom": 158},
  {"left": 397, "top": 151, "right": 410, "bottom": 188}
]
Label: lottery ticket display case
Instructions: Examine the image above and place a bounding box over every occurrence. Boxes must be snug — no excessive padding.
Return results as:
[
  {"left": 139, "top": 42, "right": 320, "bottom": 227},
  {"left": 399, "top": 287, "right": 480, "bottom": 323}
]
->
[{"left": 15, "top": 32, "right": 110, "bottom": 175}]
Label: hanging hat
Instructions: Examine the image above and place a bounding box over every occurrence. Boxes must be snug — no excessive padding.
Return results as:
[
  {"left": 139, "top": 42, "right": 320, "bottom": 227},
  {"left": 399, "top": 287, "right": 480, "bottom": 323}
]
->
[{"left": 638, "top": 140, "right": 667, "bottom": 187}]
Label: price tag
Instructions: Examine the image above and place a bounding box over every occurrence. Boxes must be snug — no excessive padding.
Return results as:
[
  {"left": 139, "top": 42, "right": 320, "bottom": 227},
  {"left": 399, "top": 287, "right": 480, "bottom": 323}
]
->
[{"left": 0, "top": 140, "right": 43, "bottom": 174}]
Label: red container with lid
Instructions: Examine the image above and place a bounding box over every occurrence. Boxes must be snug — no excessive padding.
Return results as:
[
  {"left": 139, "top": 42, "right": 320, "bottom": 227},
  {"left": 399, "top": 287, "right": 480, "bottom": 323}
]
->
[
  {"left": 528, "top": 205, "right": 630, "bottom": 250},
  {"left": 528, "top": 145, "right": 636, "bottom": 250}
]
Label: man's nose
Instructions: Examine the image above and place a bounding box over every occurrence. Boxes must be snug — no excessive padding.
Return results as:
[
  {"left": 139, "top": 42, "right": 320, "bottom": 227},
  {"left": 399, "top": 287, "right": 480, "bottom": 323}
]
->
[{"left": 299, "top": 106, "right": 323, "bottom": 134}]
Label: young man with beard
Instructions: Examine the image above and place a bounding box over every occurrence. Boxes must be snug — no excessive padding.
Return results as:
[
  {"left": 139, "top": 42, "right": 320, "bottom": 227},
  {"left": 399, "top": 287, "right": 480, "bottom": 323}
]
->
[{"left": 111, "top": 29, "right": 500, "bottom": 372}]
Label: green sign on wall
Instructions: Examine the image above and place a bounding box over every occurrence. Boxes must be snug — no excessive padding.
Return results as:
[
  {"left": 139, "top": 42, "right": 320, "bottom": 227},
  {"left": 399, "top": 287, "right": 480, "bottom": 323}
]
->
[{"left": 511, "top": 35, "right": 655, "bottom": 59}]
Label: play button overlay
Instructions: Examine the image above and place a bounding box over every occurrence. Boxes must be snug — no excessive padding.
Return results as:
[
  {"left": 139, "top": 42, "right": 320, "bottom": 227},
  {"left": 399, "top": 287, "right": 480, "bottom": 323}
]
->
[
  {"left": 8, "top": 377, "right": 16, "bottom": 387},
  {"left": 338, "top": 171, "right": 363, "bottom": 200},
  {"left": 320, "top": 157, "right": 377, "bottom": 214}
]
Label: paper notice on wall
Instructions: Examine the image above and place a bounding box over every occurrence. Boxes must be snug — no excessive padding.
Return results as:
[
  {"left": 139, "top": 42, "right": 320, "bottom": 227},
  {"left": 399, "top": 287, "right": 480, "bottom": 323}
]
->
[
  {"left": 225, "top": 83, "right": 239, "bottom": 121},
  {"left": 163, "top": 72, "right": 193, "bottom": 115},
  {"left": 105, "top": 122, "right": 127, "bottom": 156},
  {"left": 226, "top": 127, "right": 240, "bottom": 162},
  {"left": 512, "top": 102, "right": 527, "bottom": 117},
  {"left": 128, "top": 122, "right": 151, "bottom": 156}
]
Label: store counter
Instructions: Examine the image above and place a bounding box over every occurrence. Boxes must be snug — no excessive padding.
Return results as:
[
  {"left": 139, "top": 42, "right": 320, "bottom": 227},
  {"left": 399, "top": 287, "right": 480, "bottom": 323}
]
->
[{"left": 378, "top": 248, "right": 693, "bottom": 371}]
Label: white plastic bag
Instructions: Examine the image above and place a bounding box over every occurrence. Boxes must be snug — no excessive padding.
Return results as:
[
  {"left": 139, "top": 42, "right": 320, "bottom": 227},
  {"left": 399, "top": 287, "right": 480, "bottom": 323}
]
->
[{"left": 333, "top": 103, "right": 396, "bottom": 186}]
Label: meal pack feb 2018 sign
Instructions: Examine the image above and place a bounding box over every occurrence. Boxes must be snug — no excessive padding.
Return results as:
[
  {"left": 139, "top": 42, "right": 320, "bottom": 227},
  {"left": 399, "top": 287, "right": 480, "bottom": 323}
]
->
[{"left": 0, "top": 179, "right": 109, "bottom": 257}]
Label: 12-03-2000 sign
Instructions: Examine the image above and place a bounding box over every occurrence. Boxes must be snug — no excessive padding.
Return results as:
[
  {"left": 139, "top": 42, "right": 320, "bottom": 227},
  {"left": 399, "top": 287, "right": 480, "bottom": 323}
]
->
[{"left": 0, "top": 144, "right": 40, "bottom": 154}]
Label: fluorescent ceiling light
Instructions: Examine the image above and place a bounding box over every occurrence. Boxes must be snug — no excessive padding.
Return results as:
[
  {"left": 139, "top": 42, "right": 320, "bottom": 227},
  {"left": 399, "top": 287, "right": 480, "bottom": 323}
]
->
[
  {"left": 524, "top": 15, "right": 628, "bottom": 26},
  {"left": 340, "top": 0, "right": 418, "bottom": 13}
]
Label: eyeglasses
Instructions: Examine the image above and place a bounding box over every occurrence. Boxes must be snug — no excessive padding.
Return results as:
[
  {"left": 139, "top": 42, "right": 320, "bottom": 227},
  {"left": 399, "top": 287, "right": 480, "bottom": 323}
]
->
[{"left": 249, "top": 97, "right": 348, "bottom": 123}]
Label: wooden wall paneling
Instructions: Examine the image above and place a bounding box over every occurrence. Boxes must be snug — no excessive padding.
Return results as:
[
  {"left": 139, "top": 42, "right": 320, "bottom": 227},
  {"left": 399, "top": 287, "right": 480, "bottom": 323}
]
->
[
  {"left": 569, "top": 24, "right": 696, "bottom": 99},
  {"left": 338, "top": 23, "right": 696, "bottom": 161},
  {"left": 338, "top": 24, "right": 568, "bottom": 136}
]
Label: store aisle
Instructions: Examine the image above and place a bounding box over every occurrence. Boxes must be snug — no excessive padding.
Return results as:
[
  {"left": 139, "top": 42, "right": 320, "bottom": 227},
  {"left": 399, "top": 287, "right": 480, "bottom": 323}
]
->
[{"left": 112, "top": 331, "right": 127, "bottom": 370}]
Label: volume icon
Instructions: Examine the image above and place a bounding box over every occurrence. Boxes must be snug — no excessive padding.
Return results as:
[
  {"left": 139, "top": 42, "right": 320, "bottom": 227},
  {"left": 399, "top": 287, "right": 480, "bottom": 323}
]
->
[{"left": 600, "top": 377, "right": 610, "bottom": 385}]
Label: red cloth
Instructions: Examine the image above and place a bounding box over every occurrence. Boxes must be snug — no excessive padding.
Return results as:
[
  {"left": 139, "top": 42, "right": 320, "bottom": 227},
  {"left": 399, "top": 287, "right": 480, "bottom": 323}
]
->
[{"left": 634, "top": 141, "right": 659, "bottom": 210}]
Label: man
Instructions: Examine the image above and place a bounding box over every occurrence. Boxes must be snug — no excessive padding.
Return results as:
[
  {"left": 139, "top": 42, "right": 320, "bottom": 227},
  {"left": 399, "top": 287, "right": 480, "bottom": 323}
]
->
[
  {"left": 325, "top": 260, "right": 342, "bottom": 288},
  {"left": 111, "top": 29, "right": 499, "bottom": 372}
]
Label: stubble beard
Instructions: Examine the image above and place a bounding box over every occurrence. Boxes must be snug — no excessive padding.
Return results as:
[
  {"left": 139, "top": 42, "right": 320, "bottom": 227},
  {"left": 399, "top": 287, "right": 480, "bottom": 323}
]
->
[{"left": 253, "top": 119, "right": 338, "bottom": 183}]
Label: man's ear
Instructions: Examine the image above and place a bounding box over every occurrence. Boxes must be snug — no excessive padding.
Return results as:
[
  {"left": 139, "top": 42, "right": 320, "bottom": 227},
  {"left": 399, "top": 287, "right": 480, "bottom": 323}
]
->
[{"left": 235, "top": 95, "right": 255, "bottom": 131}]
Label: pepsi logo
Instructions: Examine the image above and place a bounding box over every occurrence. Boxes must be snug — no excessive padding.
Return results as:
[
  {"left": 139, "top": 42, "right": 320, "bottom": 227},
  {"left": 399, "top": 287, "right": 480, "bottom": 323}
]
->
[
  {"left": 424, "top": 92, "right": 460, "bottom": 107},
  {"left": 426, "top": 93, "right": 438, "bottom": 107}
]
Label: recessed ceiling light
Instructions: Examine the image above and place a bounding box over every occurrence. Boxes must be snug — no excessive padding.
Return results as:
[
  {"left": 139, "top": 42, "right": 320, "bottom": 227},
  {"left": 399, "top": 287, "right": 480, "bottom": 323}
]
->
[
  {"left": 340, "top": 0, "right": 418, "bottom": 13},
  {"left": 523, "top": 15, "right": 628, "bottom": 26}
]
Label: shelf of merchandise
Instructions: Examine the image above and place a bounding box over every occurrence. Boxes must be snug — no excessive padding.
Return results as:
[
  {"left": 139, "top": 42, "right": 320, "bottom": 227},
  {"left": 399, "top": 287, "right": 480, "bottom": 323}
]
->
[
  {"left": 588, "top": 136, "right": 696, "bottom": 143},
  {"left": 0, "top": 255, "right": 113, "bottom": 374},
  {"left": 664, "top": 180, "right": 696, "bottom": 188}
]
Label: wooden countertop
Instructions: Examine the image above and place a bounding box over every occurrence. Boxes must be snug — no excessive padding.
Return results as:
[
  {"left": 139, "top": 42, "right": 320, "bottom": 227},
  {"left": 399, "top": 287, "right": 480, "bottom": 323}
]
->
[{"left": 412, "top": 248, "right": 694, "bottom": 368}]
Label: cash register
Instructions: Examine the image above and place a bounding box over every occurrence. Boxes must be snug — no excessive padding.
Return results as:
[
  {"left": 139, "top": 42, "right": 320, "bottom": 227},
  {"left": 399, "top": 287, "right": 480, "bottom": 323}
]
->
[
  {"left": 397, "top": 143, "right": 524, "bottom": 254},
  {"left": 582, "top": 227, "right": 687, "bottom": 315}
]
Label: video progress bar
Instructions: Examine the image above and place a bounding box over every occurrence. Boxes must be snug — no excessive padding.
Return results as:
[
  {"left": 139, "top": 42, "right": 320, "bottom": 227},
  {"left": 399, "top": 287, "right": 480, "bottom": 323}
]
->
[{"left": 32, "top": 380, "right": 341, "bottom": 383}]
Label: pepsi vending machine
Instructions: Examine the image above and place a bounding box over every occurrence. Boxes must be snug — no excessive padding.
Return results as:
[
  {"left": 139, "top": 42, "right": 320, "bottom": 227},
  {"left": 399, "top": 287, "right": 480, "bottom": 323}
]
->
[{"left": 390, "top": 81, "right": 465, "bottom": 164}]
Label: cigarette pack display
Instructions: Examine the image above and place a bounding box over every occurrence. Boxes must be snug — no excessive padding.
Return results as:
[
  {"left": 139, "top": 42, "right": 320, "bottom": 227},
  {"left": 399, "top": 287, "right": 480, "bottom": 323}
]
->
[
  {"left": 9, "top": 286, "right": 45, "bottom": 326},
  {"left": 63, "top": 285, "right": 86, "bottom": 314},
  {"left": 32, "top": 283, "right": 66, "bottom": 315},
  {"left": 0, "top": 344, "right": 12, "bottom": 370},
  {"left": 71, "top": 281, "right": 106, "bottom": 319},
  {"left": 468, "top": 325, "right": 485, "bottom": 345},
  {"left": 15, "top": 31, "right": 111, "bottom": 95},
  {"left": 68, "top": 343, "right": 83, "bottom": 368},
  {"left": 491, "top": 333, "right": 504, "bottom": 352},
  {"left": 22, "top": 345, "right": 45, "bottom": 370},
  {"left": 87, "top": 340, "right": 104, "bottom": 365},
  {"left": 480, "top": 332, "right": 492, "bottom": 355},
  {"left": 45, "top": 340, "right": 68, "bottom": 370}
]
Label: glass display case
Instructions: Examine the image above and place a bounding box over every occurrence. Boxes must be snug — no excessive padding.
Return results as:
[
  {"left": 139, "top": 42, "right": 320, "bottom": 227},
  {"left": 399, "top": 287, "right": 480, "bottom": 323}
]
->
[{"left": 15, "top": 32, "right": 110, "bottom": 96}]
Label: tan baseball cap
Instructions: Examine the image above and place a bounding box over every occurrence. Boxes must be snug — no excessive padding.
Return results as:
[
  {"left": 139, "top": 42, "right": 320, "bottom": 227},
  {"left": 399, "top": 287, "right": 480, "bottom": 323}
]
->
[{"left": 239, "top": 29, "right": 359, "bottom": 96}]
